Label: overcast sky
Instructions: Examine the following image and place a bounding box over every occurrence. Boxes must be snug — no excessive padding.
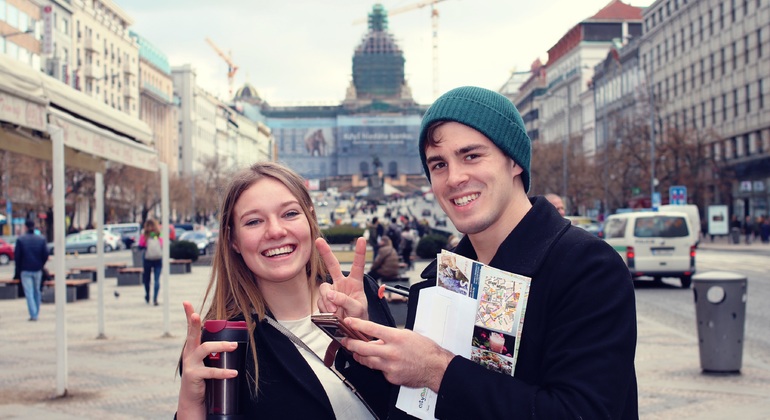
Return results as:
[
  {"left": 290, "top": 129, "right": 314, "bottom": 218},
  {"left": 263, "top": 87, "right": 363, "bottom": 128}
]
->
[{"left": 124, "top": 0, "right": 654, "bottom": 105}]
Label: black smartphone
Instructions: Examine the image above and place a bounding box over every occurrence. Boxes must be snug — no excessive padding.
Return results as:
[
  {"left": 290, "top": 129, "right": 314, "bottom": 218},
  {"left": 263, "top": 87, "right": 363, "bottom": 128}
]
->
[{"left": 311, "top": 313, "right": 371, "bottom": 343}]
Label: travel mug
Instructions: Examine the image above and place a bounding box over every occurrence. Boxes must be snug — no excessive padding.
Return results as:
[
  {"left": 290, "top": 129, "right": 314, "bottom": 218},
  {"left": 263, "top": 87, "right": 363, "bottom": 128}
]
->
[{"left": 201, "top": 320, "right": 248, "bottom": 420}]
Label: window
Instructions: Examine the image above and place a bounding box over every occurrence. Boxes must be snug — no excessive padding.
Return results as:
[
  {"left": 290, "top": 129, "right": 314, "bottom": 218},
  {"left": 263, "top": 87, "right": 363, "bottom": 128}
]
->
[
  {"left": 681, "top": 28, "right": 686, "bottom": 52},
  {"left": 760, "top": 79, "right": 764, "bottom": 109},
  {"left": 745, "top": 35, "right": 751, "bottom": 64},
  {"left": 712, "top": 97, "right": 717, "bottom": 123},
  {"left": 722, "top": 94, "right": 728, "bottom": 121},
  {"left": 709, "top": 10, "right": 714, "bottom": 35},
  {"left": 733, "top": 42, "right": 738, "bottom": 69},
  {"left": 702, "top": 102, "right": 707, "bottom": 127},
  {"left": 710, "top": 53, "right": 715, "bottom": 80},
  {"left": 674, "top": 74, "right": 678, "bottom": 96},
  {"left": 690, "top": 22, "right": 695, "bottom": 46},
  {"left": 699, "top": 15, "right": 704, "bottom": 41},
  {"left": 721, "top": 48, "right": 726, "bottom": 75},
  {"left": 734, "top": 89, "right": 739, "bottom": 117},
  {"left": 731, "top": 0, "right": 736, "bottom": 22},
  {"left": 759, "top": 29, "right": 763, "bottom": 58},
  {"left": 701, "top": 59, "right": 706, "bottom": 83},
  {"left": 673, "top": 34, "right": 677, "bottom": 57},
  {"left": 691, "top": 64, "right": 696, "bottom": 89},
  {"left": 746, "top": 84, "right": 751, "bottom": 113},
  {"left": 720, "top": 2, "right": 725, "bottom": 28}
]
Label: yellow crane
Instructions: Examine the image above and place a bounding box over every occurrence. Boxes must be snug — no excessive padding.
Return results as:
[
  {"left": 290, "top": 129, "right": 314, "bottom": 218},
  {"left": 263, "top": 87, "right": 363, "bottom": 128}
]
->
[
  {"left": 354, "top": 0, "right": 449, "bottom": 100},
  {"left": 205, "top": 37, "right": 239, "bottom": 98}
]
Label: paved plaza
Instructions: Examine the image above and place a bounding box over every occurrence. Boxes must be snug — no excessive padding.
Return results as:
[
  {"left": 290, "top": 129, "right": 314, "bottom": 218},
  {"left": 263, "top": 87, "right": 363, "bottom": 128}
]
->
[{"left": 1, "top": 245, "right": 769, "bottom": 419}]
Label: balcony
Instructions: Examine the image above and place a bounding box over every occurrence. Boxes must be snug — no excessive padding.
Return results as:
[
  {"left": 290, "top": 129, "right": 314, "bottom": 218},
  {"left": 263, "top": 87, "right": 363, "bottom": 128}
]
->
[
  {"left": 83, "top": 63, "right": 102, "bottom": 80},
  {"left": 123, "top": 86, "right": 137, "bottom": 100},
  {"left": 123, "top": 62, "right": 136, "bottom": 75},
  {"left": 83, "top": 35, "right": 100, "bottom": 54}
]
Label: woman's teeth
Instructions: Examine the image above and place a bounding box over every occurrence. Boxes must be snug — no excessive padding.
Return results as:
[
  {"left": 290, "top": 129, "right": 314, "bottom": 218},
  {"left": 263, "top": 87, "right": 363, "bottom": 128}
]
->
[{"left": 263, "top": 245, "right": 295, "bottom": 257}]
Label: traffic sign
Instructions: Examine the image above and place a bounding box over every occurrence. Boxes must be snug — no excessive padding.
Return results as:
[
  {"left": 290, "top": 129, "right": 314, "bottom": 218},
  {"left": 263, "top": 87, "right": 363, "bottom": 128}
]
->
[{"left": 669, "top": 185, "right": 687, "bottom": 205}]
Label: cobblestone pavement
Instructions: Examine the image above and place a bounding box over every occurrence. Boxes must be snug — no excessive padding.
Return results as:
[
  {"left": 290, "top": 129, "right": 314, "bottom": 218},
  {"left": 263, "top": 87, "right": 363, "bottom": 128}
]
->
[{"left": 1, "top": 252, "right": 769, "bottom": 419}]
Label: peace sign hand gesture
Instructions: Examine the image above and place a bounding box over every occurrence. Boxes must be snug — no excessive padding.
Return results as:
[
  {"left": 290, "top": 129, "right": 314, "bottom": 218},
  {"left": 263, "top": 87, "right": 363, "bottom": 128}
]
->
[{"left": 316, "top": 237, "right": 369, "bottom": 321}]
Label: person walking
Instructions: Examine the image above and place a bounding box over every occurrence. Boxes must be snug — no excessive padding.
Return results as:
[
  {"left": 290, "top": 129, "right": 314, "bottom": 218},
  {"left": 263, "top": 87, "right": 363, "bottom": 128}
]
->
[
  {"left": 13, "top": 219, "right": 49, "bottom": 321},
  {"left": 367, "top": 217, "right": 384, "bottom": 260},
  {"left": 400, "top": 226, "right": 416, "bottom": 270},
  {"left": 743, "top": 215, "right": 754, "bottom": 245},
  {"left": 138, "top": 219, "right": 163, "bottom": 305},
  {"left": 176, "top": 162, "right": 395, "bottom": 418},
  {"left": 321, "top": 86, "right": 638, "bottom": 419}
]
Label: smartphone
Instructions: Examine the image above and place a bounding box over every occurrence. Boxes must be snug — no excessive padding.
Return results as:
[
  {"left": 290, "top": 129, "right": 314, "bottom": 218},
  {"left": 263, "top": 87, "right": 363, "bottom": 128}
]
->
[{"left": 311, "top": 313, "right": 371, "bottom": 343}]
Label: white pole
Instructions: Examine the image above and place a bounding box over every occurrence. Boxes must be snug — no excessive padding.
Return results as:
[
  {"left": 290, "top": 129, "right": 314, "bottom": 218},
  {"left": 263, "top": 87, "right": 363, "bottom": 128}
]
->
[
  {"left": 160, "top": 162, "right": 172, "bottom": 337},
  {"left": 96, "top": 172, "right": 106, "bottom": 339},
  {"left": 51, "top": 126, "right": 68, "bottom": 397}
]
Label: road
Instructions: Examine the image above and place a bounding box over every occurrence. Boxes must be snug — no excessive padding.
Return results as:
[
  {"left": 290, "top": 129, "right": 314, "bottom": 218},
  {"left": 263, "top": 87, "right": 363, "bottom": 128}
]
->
[{"left": 633, "top": 246, "right": 770, "bottom": 366}]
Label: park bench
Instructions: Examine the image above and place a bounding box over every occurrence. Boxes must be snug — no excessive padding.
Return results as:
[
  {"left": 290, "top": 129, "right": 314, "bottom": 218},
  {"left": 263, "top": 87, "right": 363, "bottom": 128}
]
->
[
  {"left": 105, "top": 262, "right": 128, "bottom": 278},
  {"left": 117, "top": 267, "right": 143, "bottom": 286},
  {"left": 41, "top": 279, "right": 91, "bottom": 303},
  {"left": 68, "top": 266, "right": 97, "bottom": 282},
  {"left": 0, "top": 279, "right": 20, "bottom": 299},
  {"left": 170, "top": 259, "right": 192, "bottom": 274}
]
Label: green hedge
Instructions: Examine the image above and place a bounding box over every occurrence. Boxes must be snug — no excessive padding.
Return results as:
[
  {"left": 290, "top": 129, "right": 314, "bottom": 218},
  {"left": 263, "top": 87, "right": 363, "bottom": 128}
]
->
[
  {"left": 170, "top": 240, "right": 200, "bottom": 262},
  {"left": 321, "top": 224, "right": 366, "bottom": 244},
  {"left": 415, "top": 234, "right": 449, "bottom": 259}
]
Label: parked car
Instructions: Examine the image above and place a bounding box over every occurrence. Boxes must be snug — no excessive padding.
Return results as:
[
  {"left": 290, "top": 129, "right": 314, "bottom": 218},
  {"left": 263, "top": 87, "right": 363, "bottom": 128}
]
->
[
  {"left": 0, "top": 238, "right": 14, "bottom": 265},
  {"left": 105, "top": 223, "right": 141, "bottom": 248},
  {"left": 79, "top": 229, "right": 123, "bottom": 251},
  {"left": 565, "top": 216, "right": 603, "bottom": 237},
  {"left": 178, "top": 231, "right": 211, "bottom": 255},
  {"left": 48, "top": 231, "right": 117, "bottom": 255}
]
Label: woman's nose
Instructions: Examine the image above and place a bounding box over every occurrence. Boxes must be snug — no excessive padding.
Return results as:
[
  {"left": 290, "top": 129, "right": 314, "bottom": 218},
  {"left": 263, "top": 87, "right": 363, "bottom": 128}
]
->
[{"left": 265, "top": 218, "right": 287, "bottom": 238}]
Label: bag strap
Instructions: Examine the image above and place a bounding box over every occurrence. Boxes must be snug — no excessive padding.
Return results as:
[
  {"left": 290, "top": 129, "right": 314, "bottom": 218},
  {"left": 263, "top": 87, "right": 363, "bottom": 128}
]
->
[{"left": 265, "top": 316, "right": 379, "bottom": 419}]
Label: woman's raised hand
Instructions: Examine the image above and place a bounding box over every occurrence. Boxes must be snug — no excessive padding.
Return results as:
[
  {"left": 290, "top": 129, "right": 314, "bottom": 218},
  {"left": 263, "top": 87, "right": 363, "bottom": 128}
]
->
[
  {"left": 316, "top": 237, "right": 369, "bottom": 320},
  {"left": 177, "top": 301, "right": 239, "bottom": 419}
]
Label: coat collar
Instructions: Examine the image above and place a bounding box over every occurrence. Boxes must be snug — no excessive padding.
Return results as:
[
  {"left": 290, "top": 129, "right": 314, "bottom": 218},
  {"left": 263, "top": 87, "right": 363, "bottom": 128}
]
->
[{"left": 422, "top": 196, "right": 571, "bottom": 279}]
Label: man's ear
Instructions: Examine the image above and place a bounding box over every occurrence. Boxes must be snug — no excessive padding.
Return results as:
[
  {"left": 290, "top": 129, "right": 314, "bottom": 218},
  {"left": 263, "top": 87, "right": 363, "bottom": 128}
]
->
[{"left": 511, "top": 159, "right": 523, "bottom": 176}]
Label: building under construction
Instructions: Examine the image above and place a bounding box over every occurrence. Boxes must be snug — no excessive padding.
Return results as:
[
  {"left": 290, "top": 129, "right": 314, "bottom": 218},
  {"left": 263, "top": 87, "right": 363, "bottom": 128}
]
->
[{"left": 233, "top": 4, "right": 427, "bottom": 194}]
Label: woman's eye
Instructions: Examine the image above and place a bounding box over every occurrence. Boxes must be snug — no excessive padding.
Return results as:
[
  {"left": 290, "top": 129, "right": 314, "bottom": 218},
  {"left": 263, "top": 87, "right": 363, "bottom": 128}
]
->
[
  {"left": 285, "top": 210, "right": 301, "bottom": 218},
  {"left": 245, "top": 219, "right": 262, "bottom": 226}
]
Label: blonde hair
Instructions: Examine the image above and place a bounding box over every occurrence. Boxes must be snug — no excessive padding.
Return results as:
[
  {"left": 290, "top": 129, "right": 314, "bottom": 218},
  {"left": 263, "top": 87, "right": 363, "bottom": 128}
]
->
[
  {"left": 197, "top": 162, "right": 327, "bottom": 394},
  {"left": 143, "top": 219, "right": 160, "bottom": 236}
]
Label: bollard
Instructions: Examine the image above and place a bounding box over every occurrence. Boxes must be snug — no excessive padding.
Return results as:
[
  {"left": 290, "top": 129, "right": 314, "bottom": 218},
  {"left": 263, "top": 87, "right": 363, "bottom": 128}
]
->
[{"left": 692, "top": 271, "right": 747, "bottom": 374}]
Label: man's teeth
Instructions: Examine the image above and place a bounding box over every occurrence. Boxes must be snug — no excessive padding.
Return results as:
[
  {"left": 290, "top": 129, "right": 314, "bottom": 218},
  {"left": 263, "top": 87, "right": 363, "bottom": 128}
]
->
[
  {"left": 453, "top": 194, "right": 479, "bottom": 206},
  {"left": 263, "top": 245, "right": 294, "bottom": 257}
]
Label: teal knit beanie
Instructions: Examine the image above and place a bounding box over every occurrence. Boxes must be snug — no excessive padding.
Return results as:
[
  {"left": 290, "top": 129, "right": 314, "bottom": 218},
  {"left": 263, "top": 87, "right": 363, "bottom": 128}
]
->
[{"left": 419, "top": 86, "right": 532, "bottom": 193}]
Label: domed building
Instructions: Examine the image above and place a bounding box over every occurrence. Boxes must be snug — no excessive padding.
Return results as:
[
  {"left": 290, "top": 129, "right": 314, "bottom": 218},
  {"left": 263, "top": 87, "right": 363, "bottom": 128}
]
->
[{"left": 232, "top": 4, "right": 427, "bottom": 193}]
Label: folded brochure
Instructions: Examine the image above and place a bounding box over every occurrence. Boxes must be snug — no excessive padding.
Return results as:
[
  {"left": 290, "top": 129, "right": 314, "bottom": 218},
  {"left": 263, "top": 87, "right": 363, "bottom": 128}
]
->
[{"left": 396, "top": 250, "right": 531, "bottom": 418}]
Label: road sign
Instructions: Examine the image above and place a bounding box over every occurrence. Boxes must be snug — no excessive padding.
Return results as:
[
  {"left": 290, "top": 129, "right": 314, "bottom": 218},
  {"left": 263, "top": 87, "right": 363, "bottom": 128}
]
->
[
  {"left": 669, "top": 185, "right": 687, "bottom": 205},
  {"left": 652, "top": 192, "right": 661, "bottom": 211}
]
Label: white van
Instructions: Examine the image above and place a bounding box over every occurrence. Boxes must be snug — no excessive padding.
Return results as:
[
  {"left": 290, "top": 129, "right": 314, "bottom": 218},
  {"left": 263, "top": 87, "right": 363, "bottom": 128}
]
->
[
  {"left": 659, "top": 204, "right": 701, "bottom": 245},
  {"left": 105, "top": 223, "right": 141, "bottom": 248},
  {"left": 603, "top": 211, "right": 696, "bottom": 288}
]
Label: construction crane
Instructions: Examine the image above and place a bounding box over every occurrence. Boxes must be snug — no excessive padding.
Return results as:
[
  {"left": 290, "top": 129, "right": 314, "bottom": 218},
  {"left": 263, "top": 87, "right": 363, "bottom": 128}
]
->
[
  {"left": 354, "top": 0, "right": 448, "bottom": 100},
  {"left": 205, "top": 37, "right": 239, "bottom": 98}
]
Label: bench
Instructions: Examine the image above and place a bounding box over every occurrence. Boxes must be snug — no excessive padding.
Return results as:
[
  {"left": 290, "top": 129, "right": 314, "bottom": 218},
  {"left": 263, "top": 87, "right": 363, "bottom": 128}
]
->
[
  {"left": 105, "top": 262, "right": 128, "bottom": 278},
  {"left": 41, "top": 279, "right": 90, "bottom": 303},
  {"left": 0, "top": 279, "right": 20, "bottom": 300},
  {"left": 170, "top": 259, "right": 192, "bottom": 274},
  {"left": 117, "top": 267, "right": 143, "bottom": 286},
  {"left": 68, "top": 266, "right": 97, "bottom": 282}
]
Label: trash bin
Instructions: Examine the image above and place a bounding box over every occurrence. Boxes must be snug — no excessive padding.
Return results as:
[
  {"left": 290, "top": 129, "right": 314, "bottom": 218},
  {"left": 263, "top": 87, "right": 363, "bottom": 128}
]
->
[
  {"left": 730, "top": 227, "right": 741, "bottom": 244},
  {"left": 131, "top": 244, "right": 144, "bottom": 268},
  {"left": 692, "top": 271, "right": 747, "bottom": 373}
]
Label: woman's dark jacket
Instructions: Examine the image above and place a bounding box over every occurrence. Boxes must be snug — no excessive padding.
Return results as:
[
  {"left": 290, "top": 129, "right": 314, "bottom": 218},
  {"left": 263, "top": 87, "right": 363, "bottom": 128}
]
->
[
  {"left": 237, "top": 274, "right": 395, "bottom": 419},
  {"left": 394, "top": 196, "right": 638, "bottom": 419}
]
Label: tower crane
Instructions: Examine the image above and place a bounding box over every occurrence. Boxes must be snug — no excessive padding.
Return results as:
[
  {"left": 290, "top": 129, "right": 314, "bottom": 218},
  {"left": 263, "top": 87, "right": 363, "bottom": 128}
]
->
[
  {"left": 205, "top": 37, "right": 239, "bottom": 98},
  {"left": 354, "top": 0, "right": 448, "bottom": 100}
]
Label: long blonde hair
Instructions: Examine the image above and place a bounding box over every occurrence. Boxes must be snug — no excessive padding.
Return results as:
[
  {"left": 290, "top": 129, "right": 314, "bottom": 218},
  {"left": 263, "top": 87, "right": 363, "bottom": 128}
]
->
[{"left": 199, "top": 162, "right": 327, "bottom": 393}]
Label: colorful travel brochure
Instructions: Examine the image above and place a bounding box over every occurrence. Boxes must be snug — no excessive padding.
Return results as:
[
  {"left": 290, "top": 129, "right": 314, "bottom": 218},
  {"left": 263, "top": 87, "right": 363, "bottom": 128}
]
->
[{"left": 396, "top": 250, "right": 531, "bottom": 419}]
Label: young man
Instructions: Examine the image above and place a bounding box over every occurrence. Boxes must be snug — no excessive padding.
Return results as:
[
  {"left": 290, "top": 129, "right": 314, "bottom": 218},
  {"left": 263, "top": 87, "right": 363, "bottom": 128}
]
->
[
  {"left": 328, "top": 86, "right": 638, "bottom": 419},
  {"left": 14, "top": 219, "right": 50, "bottom": 321}
]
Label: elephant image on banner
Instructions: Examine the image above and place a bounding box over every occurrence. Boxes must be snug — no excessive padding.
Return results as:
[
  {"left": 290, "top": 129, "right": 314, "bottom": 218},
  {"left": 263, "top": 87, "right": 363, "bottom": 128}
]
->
[{"left": 305, "top": 128, "right": 328, "bottom": 157}]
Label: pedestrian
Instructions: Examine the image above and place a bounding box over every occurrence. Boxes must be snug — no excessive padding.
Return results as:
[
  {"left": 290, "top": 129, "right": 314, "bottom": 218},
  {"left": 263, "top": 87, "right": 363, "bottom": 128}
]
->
[
  {"left": 545, "top": 193, "right": 566, "bottom": 217},
  {"left": 385, "top": 217, "right": 402, "bottom": 251},
  {"left": 743, "top": 215, "right": 754, "bottom": 244},
  {"left": 138, "top": 219, "right": 163, "bottom": 305},
  {"left": 13, "top": 219, "right": 49, "bottom": 321},
  {"left": 730, "top": 215, "right": 742, "bottom": 244},
  {"left": 322, "top": 86, "right": 638, "bottom": 418},
  {"left": 367, "top": 236, "right": 401, "bottom": 282},
  {"left": 400, "top": 226, "right": 415, "bottom": 270},
  {"left": 176, "top": 162, "right": 395, "bottom": 418},
  {"left": 760, "top": 217, "right": 770, "bottom": 244},
  {"left": 367, "top": 216, "right": 384, "bottom": 260}
]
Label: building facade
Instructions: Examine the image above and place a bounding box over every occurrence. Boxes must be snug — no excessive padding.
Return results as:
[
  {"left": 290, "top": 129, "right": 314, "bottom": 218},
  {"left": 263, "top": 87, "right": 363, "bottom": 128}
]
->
[
  {"left": 1, "top": 0, "right": 41, "bottom": 69},
  {"left": 131, "top": 31, "right": 177, "bottom": 174},
  {"left": 641, "top": 0, "right": 770, "bottom": 219},
  {"left": 71, "top": 0, "right": 139, "bottom": 117}
]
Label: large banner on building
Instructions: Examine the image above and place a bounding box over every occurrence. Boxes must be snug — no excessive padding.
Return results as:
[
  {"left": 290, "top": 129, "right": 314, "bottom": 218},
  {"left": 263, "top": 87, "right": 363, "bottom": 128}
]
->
[{"left": 337, "top": 115, "right": 421, "bottom": 150}]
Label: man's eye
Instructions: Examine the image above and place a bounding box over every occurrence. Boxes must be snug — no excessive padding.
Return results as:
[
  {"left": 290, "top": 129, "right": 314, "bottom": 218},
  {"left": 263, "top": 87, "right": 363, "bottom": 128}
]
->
[
  {"left": 464, "top": 154, "right": 479, "bottom": 161},
  {"left": 430, "top": 162, "right": 446, "bottom": 171}
]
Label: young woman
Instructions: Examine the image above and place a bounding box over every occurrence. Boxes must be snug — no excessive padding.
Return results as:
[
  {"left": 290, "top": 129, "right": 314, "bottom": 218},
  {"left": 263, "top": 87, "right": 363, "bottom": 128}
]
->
[
  {"left": 177, "top": 162, "right": 395, "bottom": 419},
  {"left": 138, "top": 218, "right": 162, "bottom": 305}
]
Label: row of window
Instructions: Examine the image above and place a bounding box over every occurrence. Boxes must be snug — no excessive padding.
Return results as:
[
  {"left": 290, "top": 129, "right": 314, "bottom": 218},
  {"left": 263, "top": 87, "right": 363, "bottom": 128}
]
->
[
  {"left": 0, "top": 0, "right": 35, "bottom": 33},
  {"left": 657, "top": 79, "right": 765, "bottom": 131},
  {"left": 646, "top": 0, "right": 761, "bottom": 33},
  {"left": 711, "top": 129, "right": 767, "bottom": 160}
]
